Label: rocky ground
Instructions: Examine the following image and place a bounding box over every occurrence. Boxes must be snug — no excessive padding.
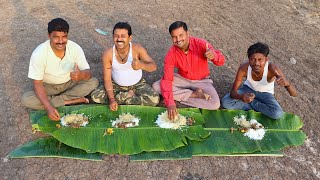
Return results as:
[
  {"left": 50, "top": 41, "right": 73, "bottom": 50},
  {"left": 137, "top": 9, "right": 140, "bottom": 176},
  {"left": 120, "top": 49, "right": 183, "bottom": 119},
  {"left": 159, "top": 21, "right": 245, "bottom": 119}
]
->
[{"left": 0, "top": 0, "right": 319, "bottom": 179}]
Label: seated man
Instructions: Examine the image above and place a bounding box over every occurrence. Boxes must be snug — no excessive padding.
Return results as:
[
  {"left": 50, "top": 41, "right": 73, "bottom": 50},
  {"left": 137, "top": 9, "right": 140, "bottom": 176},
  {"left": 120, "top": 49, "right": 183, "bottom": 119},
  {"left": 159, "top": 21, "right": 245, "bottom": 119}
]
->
[
  {"left": 91, "top": 22, "right": 159, "bottom": 111},
  {"left": 153, "top": 21, "right": 225, "bottom": 120},
  {"left": 222, "top": 42, "right": 297, "bottom": 119},
  {"left": 22, "top": 18, "right": 99, "bottom": 121}
]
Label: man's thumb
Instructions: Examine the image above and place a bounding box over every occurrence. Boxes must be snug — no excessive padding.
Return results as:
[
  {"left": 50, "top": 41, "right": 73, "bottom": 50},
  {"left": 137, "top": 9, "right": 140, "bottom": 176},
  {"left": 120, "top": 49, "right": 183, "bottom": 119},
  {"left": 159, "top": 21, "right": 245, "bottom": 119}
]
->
[
  {"left": 206, "top": 43, "right": 209, "bottom": 50},
  {"left": 74, "top": 63, "right": 80, "bottom": 71},
  {"left": 274, "top": 69, "right": 281, "bottom": 78}
]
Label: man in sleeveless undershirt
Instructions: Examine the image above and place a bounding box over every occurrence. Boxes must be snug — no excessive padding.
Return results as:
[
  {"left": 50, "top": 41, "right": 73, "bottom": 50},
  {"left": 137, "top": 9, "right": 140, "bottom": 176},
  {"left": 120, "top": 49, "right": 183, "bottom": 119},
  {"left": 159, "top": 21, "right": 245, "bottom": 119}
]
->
[
  {"left": 91, "top": 22, "right": 159, "bottom": 111},
  {"left": 222, "top": 42, "right": 297, "bottom": 119}
]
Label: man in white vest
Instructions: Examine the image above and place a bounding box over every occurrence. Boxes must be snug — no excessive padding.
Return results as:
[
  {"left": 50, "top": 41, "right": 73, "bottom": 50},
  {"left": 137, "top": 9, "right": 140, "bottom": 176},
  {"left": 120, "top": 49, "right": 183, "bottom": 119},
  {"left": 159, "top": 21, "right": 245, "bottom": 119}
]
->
[
  {"left": 222, "top": 42, "right": 297, "bottom": 119},
  {"left": 91, "top": 22, "right": 159, "bottom": 111}
]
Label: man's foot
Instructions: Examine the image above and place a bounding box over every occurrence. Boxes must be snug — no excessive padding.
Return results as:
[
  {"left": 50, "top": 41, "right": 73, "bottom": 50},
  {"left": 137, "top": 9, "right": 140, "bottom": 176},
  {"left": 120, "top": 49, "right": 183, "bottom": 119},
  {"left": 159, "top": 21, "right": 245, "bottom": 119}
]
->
[
  {"left": 64, "top": 97, "right": 89, "bottom": 105},
  {"left": 190, "top": 89, "right": 211, "bottom": 100}
]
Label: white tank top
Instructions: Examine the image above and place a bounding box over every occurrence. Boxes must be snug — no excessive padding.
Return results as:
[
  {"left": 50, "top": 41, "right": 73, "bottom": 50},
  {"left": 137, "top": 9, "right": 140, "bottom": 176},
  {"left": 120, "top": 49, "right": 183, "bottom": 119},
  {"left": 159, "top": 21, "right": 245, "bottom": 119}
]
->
[
  {"left": 111, "top": 42, "right": 142, "bottom": 86},
  {"left": 244, "top": 61, "right": 274, "bottom": 94}
]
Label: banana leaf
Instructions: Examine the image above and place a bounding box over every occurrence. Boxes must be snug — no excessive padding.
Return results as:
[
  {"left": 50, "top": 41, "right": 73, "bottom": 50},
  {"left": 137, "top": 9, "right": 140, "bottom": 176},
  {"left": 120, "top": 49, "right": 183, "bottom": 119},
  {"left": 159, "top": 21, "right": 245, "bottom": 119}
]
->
[
  {"left": 130, "top": 109, "right": 305, "bottom": 161},
  {"left": 9, "top": 137, "right": 103, "bottom": 161},
  {"left": 191, "top": 109, "right": 306, "bottom": 155},
  {"left": 130, "top": 144, "right": 193, "bottom": 161},
  {"left": 31, "top": 105, "right": 210, "bottom": 155}
]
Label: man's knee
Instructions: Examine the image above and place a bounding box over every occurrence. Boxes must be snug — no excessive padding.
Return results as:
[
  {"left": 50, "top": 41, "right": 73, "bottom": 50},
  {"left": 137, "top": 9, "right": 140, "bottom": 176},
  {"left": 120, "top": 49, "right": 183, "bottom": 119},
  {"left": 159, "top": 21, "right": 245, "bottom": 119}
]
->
[
  {"left": 152, "top": 81, "right": 161, "bottom": 94},
  {"left": 90, "top": 86, "right": 106, "bottom": 104},
  {"left": 270, "top": 109, "right": 284, "bottom": 119},
  {"left": 21, "top": 92, "right": 43, "bottom": 110},
  {"left": 221, "top": 94, "right": 232, "bottom": 109},
  {"left": 208, "top": 100, "right": 220, "bottom": 110},
  {"left": 141, "top": 91, "right": 160, "bottom": 106},
  {"left": 21, "top": 92, "right": 31, "bottom": 108},
  {"left": 87, "top": 77, "right": 99, "bottom": 90},
  {"left": 193, "top": 99, "right": 220, "bottom": 110},
  {"left": 147, "top": 94, "right": 160, "bottom": 106}
]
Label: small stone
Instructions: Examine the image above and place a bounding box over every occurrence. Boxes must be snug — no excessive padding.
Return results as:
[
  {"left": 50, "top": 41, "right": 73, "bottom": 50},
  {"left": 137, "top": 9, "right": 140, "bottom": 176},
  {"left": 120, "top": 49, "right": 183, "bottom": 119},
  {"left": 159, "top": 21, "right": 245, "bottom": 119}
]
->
[
  {"left": 289, "top": 57, "right": 297, "bottom": 64},
  {"left": 148, "top": 24, "right": 157, "bottom": 29},
  {"left": 3, "top": 156, "right": 10, "bottom": 163}
]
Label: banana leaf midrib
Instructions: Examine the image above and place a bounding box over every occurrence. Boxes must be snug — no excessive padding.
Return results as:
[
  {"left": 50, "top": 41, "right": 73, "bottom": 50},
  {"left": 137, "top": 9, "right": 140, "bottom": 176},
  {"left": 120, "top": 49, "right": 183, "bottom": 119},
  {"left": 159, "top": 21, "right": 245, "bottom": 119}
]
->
[
  {"left": 204, "top": 128, "right": 303, "bottom": 132},
  {"left": 42, "top": 125, "right": 204, "bottom": 130}
]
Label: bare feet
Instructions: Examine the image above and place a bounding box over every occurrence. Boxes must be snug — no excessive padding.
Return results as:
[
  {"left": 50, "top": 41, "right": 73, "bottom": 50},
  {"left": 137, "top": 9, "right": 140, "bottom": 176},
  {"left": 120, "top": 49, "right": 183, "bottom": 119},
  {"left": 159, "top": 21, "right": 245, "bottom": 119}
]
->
[
  {"left": 190, "top": 89, "right": 211, "bottom": 100},
  {"left": 64, "top": 97, "right": 89, "bottom": 105}
]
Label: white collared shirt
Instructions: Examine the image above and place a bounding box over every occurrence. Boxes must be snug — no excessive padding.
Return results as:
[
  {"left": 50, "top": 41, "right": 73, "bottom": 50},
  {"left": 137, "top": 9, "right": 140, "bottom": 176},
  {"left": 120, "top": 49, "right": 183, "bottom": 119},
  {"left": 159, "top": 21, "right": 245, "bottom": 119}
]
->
[{"left": 28, "top": 40, "right": 90, "bottom": 84}]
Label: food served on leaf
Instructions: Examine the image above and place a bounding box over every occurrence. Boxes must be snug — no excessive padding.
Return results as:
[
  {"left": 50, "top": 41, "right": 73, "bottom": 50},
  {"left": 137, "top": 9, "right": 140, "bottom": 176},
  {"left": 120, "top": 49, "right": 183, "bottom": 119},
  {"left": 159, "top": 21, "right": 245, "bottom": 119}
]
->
[
  {"left": 111, "top": 113, "right": 140, "bottom": 128},
  {"left": 186, "top": 117, "right": 195, "bottom": 126},
  {"left": 233, "top": 115, "right": 266, "bottom": 140},
  {"left": 104, "top": 128, "right": 114, "bottom": 135},
  {"left": 156, "top": 111, "right": 190, "bottom": 129},
  {"left": 60, "top": 114, "right": 89, "bottom": 128}
]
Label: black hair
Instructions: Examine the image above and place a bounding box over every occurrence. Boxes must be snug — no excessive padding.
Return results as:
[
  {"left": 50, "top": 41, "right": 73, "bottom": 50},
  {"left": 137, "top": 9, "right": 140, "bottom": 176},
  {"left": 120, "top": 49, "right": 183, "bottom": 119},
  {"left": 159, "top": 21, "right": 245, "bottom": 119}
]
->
[
  {"left": 113, "top": 22, "right": 132, "bottom": 36},
  {"left": 47, "top": 18, "right": 69, "bottom": 34},
  {"left": 169, "top": 21, "right": 188, "bottom": 34},
  {"left": 247, "top": 42, "right": 270, "bottom": 58}
]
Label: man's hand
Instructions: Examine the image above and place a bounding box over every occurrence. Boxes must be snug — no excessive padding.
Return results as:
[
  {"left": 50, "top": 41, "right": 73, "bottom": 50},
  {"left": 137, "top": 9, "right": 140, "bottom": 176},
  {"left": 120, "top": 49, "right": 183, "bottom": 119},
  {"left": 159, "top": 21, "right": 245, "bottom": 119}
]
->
[
  {"left": 167, "top": 105, "right": 178, "bottom": 120},
  {"left": 275, "top": 69, "right": 290, "bottom": 87},
  {"left": 241, "top": 93, "right": 255, "bottom": 103},
  {"left": 109, "top": 98, "right": 118, "bottom": 111},
  {"left": 131, "top": 55, "right": 142, "bottom": 70},
  {"left": 46, "top": 105, "right": 61, "bottom": 121},
  {"left": 70, "top": 63, "right": 82, "bottom": 81},
  {"left": 204, "top": 43, "right": 215, "bottom": 60}
]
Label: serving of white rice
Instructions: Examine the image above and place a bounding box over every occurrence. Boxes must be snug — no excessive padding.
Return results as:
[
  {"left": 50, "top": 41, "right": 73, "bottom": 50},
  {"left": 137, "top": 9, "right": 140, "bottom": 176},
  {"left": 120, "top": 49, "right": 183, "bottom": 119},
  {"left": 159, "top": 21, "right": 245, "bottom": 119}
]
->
[
  {"left": 111, "top": 113, "right": 140, "bottom": 128},
  {"left": 233, "top": 115, "right": 266, "bottom": 140},
  {"left": 155, "top": 111, "right": 187, "bottom": 129},
  {"left": 60, "top": 114, "right": 89, "bottom": 128}
]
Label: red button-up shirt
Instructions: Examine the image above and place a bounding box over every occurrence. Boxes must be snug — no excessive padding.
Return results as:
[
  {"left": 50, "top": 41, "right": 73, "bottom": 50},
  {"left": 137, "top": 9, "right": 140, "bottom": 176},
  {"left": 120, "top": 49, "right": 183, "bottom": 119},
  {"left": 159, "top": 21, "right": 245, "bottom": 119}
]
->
[{"left": 160, "top": 36, "right": 225, "bottom": 107}]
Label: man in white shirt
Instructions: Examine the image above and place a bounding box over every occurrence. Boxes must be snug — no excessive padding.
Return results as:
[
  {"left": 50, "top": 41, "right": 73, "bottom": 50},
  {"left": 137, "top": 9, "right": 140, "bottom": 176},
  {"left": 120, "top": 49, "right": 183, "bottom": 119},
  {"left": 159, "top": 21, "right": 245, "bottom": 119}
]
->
[{"left": 22, "top": 18, "right": 98, "bottom": 121}]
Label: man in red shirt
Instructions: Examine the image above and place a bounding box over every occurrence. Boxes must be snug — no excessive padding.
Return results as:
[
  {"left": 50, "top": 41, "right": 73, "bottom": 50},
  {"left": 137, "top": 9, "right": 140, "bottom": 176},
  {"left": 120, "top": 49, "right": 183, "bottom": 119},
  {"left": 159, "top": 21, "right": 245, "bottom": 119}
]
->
[{"left": 153, "top": 21, "right": 225, "bottom": 120}]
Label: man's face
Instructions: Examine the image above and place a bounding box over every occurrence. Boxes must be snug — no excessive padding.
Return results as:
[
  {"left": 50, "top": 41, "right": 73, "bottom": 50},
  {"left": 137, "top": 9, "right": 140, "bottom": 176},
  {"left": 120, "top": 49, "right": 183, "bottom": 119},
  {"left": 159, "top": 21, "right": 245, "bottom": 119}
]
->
[
  {"left": 48, "top": 31, "right": 68, "bottom": 51},
  {"left": 113, "top": 29, "right": 132, "bottom": 49},
  {"left": 170, "top": 27, "right": 190, "bottom": 50},
  {"left": 248, "top": 53, "right": 268, "bottom": 73}
]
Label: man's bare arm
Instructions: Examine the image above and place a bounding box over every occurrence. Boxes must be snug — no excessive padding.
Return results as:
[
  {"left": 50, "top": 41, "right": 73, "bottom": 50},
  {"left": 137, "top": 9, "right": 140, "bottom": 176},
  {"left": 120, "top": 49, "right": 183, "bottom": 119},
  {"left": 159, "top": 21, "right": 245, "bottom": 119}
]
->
[
  {"left": 33, "top": 80, "right": 60, "bottom": 120},
  {"left": 230, "top": 63, "right": 256, "bottom": 103},
  {"left": 271, "top": 64, "right": 298, "bottom": 97},
  {"left": 132, "top": 44, "right": 157, "bottom": 72},
  {"left": 230, "top": 64, "right": 247, "bottom": 100},
  {"left": 78, "top": 69, "right": 92, "bottom": 80},
  {"left": 102, "top": 49, "right": 118, "bottom": 111}
]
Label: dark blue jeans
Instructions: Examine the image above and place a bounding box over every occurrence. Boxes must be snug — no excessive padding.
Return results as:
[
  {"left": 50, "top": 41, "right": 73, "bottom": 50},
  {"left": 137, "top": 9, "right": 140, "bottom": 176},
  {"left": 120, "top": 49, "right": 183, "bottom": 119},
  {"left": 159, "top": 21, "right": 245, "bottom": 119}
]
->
[{"left": 221, "top": 85, "right": 284, "bottom": 119}]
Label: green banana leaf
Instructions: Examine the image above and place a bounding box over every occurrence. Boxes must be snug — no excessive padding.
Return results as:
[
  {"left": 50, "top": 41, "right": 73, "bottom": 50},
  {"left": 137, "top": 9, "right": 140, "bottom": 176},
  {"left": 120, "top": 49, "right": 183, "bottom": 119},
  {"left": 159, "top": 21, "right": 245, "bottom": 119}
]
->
[
  {"left": 9, "top": 137, "right": 103, "bottom": 161},
  {"left": 31, "top": 105, "right": 210, "bottom": 155},
  {"left": 191, "top": 109, "right": 306, "bottom": 155},
  {"left": 130, "top": 109, "right": 305, "bottom": 161},
  {"left": 130, "top": 144, "right": 193, "bottom": 161},
  {"left": 23, "top": 108, "right": 304, "bottom": 161},
  {"left": 9, "top": 136, "right": 281, "bottom": 162}
]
